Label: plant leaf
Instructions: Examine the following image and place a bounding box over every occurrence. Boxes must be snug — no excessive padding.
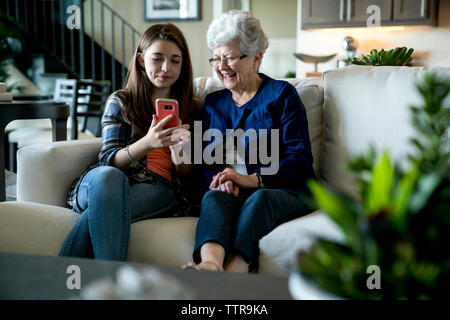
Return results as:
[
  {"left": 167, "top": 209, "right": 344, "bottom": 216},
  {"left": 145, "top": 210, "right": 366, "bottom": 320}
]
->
[
  {"left": 361, "top": 54, "right": 371, "bottom": 65},
  {"left": 393, "top": 165, "right": 420, "bottom": 232},
  {"left": 409, "top": 171, "right": 443, "bottom": 214},
  {"left": 401, "top": 48, "right": 414, "bottom": 66},
  {"left": 365, "top": 152, "right": 395, "bottom": 215},
  {"left": 307, "top": 180, "right": 361, "bottom": 244}
]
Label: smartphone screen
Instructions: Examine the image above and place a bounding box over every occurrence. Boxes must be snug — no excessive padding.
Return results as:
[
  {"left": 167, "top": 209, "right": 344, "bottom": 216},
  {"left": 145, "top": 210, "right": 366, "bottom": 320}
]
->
[{"left": 155, "top": 98, "right": 179, "bottom": 129}]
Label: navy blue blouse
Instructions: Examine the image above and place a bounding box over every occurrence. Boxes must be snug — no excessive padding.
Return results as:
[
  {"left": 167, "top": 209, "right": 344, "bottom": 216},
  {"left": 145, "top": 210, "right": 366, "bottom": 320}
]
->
[{"left": 200, "top": 73, "right": 315, "bottom": 195}]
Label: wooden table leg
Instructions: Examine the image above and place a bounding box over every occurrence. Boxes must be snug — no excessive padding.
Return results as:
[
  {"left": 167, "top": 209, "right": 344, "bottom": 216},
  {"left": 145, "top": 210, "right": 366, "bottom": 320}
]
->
[
  {"left": 51, "top": 118, "right": 68, "bottom": 141},
  {"left": 0, "top": 128, "right": 7, "bottom": 202}
]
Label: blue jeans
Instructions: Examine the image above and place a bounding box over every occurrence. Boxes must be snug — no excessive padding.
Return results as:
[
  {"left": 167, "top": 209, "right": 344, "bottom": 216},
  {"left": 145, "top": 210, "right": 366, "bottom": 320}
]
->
[
  {"left": 193, "top": 189, "right": 313, "bottom": 272},
  {"left": 59, "top": 166, "right": 177, "bottom": 261}
]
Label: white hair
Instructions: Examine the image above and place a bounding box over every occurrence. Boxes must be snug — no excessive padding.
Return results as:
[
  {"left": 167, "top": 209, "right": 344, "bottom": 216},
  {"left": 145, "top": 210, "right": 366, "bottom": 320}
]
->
[{"left": 206, "top": 10, "right": 269, "bottom": 55}]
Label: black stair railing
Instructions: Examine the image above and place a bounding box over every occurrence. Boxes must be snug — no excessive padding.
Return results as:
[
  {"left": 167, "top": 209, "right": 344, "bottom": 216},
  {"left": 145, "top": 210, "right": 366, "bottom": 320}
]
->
[{"left": 3, "top": 0, "right": 142, "bottom": 91}]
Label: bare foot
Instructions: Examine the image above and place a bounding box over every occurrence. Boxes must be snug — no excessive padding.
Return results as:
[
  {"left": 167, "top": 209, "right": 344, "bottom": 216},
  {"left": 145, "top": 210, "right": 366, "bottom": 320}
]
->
[
  {"left": 181, "top": 261, "right": 223, "bottom": 272},
  {"left": 224, "top": 253, "right": 249, "bottom": 273}
]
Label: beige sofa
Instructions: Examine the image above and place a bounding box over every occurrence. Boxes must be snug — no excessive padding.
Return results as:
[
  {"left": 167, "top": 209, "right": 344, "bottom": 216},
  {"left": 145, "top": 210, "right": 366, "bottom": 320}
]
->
[{"left": 1, "top": 66, "right": 448, "bottom": 276}]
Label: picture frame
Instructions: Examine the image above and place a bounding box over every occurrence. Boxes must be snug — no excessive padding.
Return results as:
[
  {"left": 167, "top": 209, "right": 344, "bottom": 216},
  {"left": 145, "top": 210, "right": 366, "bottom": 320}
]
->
[{"left": 144, "top": 0, "right": 201, "bottom": 21}]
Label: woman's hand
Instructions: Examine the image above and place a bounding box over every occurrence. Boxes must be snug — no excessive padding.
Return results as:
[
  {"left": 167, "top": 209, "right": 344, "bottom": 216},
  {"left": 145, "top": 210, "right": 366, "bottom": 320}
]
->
[
  {"left": 144, "top": 115, "right": 189, "bottom": 151},
  {"left": 112, "top": 116, "right": 189, "bottom": 170},
  {"left": 211, "top": 168, "right": 259, "bottom": 189},
  {"left": 211, "top": 179, "right": 239, "bottom": 197},
  {"left": 169, "top": 119, "right": 191, "bottom": 165}
]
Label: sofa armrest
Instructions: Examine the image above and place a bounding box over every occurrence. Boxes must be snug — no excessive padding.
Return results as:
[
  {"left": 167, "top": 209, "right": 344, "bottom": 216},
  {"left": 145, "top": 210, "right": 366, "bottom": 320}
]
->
[{"left": 17, "top": 138, "right": 101, "bottom": 207}]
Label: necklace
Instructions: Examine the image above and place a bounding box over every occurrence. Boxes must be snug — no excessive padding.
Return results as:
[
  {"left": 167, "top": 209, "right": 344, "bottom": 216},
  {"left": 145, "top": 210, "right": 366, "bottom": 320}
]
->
[
  {"left": 233, "top": 91, "right": 257, "bottom": 107},
  {"left": 232, "top": 76, "right": 263, "bottom": 107}
]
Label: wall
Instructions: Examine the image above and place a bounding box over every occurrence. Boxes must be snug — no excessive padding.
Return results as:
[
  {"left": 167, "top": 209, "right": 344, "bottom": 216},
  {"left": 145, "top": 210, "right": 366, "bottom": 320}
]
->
[
  {"left": 252, "top": 0, "right": 298, "bottom": 78},
  {"left": 84, "top": 0, "right": 213, "bottom": 78},
  {"left": 84, "top": 0, "right": 298, "bottom": 79},
  {"left": 296, "top": 0, "right": 450, "bottom": 77}
]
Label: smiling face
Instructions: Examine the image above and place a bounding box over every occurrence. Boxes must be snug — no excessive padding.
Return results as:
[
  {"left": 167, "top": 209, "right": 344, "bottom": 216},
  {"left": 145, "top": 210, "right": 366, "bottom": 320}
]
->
[
  {"left": 212, "top": 40, "right": 262, "bottom": 92},
  {"left": 137, "top": 39, "right": 183, "bottom": 90}
]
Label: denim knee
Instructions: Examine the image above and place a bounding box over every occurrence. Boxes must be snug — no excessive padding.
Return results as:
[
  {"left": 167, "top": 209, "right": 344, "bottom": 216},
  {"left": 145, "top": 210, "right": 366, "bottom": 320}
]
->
[
  {"left": 92, "top": 166, "right": 128, "bottom": 189},
  {"left": 201, "top": 189, "right": 224, "bottom": 206},
  {"left": 76, "top": 166, "right": 129, "bottom": 213},
  {"left": 87, "top": 166, "right": 128, "bottom": 197},
  {"left": 199, "top": 190, "right": 241, "bottom": 223},
  {"left": 240, "top": 189, "right": 276, "bottom": 220},
  {"left": 246, "top": 189, "right": 271, "bottom": 204}
]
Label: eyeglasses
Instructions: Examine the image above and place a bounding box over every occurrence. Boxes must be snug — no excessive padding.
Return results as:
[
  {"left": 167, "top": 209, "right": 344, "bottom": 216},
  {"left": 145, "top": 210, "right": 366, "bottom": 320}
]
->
[{"left": 208, "top": 55, "right": 248, "bottom": 67}]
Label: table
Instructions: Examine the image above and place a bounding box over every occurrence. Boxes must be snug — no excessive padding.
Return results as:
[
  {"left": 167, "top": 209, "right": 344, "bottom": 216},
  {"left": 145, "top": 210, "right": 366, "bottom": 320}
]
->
[
  {"left": 0, "top": 252, "right": 292, "bottom": 300},
  {"left": 0, "top": 100, "right": 69, "bottom": 202},
  {"left": 12, "top": 94, "right": 53, "bottom": 101}
]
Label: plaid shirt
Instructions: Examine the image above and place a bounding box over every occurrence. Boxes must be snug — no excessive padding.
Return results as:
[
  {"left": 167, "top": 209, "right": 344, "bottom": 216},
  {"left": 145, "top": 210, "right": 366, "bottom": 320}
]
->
[{"left": 67, "top": 92, "right": 155, "bottom": 210}]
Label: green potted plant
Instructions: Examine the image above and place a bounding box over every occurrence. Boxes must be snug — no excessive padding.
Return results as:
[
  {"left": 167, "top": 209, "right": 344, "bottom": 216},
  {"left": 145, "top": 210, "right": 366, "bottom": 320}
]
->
[
  {"left": 284, "top": 71, "right": 296, "bottom": 78},
  {"left": 348, "top": 47, "right": 414, "bottom": 66},
  {"left": 292, "top": 72, "right": 450, "bottom": 299}
]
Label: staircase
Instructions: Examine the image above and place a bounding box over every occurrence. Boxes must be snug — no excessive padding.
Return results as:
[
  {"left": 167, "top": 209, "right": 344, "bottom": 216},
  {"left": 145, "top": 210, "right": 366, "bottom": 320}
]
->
[{"left": 1, "top": 0, "right": 141, "bottom": 94}]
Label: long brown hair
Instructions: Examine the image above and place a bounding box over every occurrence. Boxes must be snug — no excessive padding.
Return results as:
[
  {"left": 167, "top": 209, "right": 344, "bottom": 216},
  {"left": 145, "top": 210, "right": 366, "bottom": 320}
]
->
[{"left": 119, "top": 23, "right": 196, "bottom": 135}]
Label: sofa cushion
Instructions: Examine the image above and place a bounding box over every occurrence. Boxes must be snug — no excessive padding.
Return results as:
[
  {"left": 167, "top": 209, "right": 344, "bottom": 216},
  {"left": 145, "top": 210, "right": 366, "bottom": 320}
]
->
[
  {"left": 320, "top": 66, "right": 450, "bottom": 198},
  {"left": 0, "top": 201, "right": 198, "bottom": 265},
  {"left": 12, "top": 128, "right": 96, "bottom": 148},
  {"left": 287, "top": 78, "right": 324, "bottom": 176},
  {"left": 0, "top": 201, "right": 78, "bottom": 256},
  {"left": 0, "top": 200, "right": 343, "bottom": 276},
  {"left": 128, "top": 217, "right": 198, "bottom": 267},
  {"left": 128, "top": 211, "right": 344, "bottom": 277},
  {"left": 259, "top": 211, "right": 343, "bottom": 276},
  {"left": 194, "top": 76, "right": 324, "bottom": 176}
]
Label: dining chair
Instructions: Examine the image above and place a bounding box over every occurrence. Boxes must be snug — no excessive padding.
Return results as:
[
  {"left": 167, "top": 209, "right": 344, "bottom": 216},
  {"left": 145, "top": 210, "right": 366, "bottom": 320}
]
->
[
  {"left": 70, "top": 79, "right": 111, "bottom": 140},
  {"left": 7, "top": 79, "right": 111, "bottom": 171}
]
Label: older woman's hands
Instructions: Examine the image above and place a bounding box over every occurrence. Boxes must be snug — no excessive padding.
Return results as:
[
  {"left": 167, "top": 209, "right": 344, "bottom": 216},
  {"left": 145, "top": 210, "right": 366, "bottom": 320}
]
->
[
  {"left": 210, "top": 171, "right": 239, "bottom": 196},
  {"left": 212, "top": 180, "right": 239, "bottom": 197},
  {"left": 211, "top": 168, "right": 259, "bottom": 190}
]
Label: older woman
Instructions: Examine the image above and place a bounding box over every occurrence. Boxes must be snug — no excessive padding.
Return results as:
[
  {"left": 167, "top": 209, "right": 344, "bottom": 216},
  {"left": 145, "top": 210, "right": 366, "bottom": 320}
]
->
[{"left": 182, "top": 10, "right": 315, "bottom": 273}]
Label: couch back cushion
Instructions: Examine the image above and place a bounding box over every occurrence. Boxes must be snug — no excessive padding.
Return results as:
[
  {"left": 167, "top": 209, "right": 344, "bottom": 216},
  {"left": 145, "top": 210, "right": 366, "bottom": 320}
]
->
[
  {"left": 194, "top": 76, "right": 324, "bottom": 176},
  {"left": 320, "top": 66, "right": 450, "bottom": 199},
  {"left": 17, "top": 138, "right": 102, "bottom": 206}
]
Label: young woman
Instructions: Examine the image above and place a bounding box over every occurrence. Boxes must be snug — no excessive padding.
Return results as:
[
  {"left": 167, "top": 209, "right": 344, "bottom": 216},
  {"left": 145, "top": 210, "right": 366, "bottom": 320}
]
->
[{"left": 59, "top": 23, "right": 198, "bottom": 261}]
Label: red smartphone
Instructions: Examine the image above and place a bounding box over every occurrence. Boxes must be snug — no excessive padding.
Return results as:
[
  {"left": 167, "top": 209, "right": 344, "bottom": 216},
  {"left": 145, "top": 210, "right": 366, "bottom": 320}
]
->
[{"left": 155, "top": 98, "right": 180, "bottom": 129}]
